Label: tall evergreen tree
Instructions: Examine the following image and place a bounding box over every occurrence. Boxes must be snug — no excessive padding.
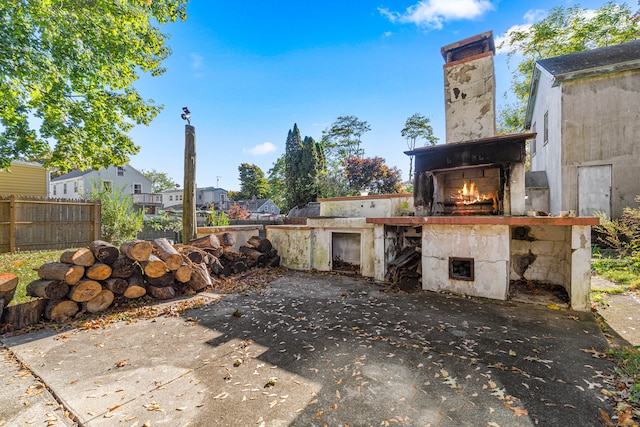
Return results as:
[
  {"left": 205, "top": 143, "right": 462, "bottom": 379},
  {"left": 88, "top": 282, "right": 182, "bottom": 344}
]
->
[
  {"left": 284, "top": 124, "right": 304, "bottom": 211},
  {"left": 283, "top": 124, "right": 325, "bottom": 211}
]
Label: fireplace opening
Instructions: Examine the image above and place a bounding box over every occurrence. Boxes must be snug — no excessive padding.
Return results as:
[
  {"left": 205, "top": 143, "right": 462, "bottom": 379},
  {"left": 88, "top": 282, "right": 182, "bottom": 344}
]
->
[
  {"left": 449, "top": 257, "right": 474, "bottom": 281},
  {"left": 434, "top": 166, "right": 502, "bottom": 215},
  {"left": 332, "top": 232, "right": 361, "bottom": 274}
]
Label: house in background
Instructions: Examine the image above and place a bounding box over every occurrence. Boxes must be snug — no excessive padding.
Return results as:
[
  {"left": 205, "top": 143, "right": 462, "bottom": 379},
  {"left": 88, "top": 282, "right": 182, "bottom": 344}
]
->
[
  {"left": 525, "top": 40, "right": 640, "bottom": 218},
  {"left": 235, "top": 197, "right": 280, "bottom": 217},
  {"left": 0, "top": 161, "right": 49, "bottom": 197},
  {"left": 160, "top": 188, "right": 183, "bottom": 209},
  {"left": 50, "top": 164, "right": 161, "bottom": 213},
  {"left": 197, "top": 187, "right": 229, "bottom": 211}
]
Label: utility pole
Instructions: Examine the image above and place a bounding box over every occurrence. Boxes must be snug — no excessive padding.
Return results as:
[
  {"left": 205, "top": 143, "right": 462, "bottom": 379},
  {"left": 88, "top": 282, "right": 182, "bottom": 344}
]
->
[
  {"left": 216, "top": 176, "right": 221, "bottom": 187},
  {"left": 181, "top": 107, "right": 197, "bottom": 244}
]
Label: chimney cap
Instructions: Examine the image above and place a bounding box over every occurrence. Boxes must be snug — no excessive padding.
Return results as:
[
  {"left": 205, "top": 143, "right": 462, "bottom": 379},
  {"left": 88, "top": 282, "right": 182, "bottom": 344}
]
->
[{"left": 441, "top": 31, "right": 495, "bottom": 63}]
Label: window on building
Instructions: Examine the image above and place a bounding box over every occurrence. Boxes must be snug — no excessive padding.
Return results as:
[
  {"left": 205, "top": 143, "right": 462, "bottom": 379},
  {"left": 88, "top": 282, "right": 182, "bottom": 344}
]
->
[
  {"left": 169, "top": 195, "right": 173, "bottom": 201},
  {"left": 53, "top": 185, "right": 57, "bottom": 196},
  {"left": 543, "top": 111, "right": 549, "bottom": 145},
  {"left": 103, "top": 181, "right": 112, "bottom": 193},
  {"left": 133, "top": 183, "right": 142, "bottom": 194},
  {"left": 117, "top": 166, "right": 125, "bottom": 176},
  {"left": 63, "top": 183, "right": 67, "bottom": 194},
  {"left": 73, "top": 181, "right": 78, "bottom": 193},
  {"left": 531, "top": 122, "right": 537, "bottom": 157}
]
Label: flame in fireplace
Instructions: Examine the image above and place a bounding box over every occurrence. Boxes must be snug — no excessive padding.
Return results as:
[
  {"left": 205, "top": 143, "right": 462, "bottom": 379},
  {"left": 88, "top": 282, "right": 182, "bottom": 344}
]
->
[{"left": 454, "top": 180, "right": 496, "bottom": 208}]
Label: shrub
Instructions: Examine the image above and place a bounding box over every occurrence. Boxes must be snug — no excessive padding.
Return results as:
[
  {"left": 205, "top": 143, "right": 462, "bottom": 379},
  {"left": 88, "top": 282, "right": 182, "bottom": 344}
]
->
[{"left": 89, "top": 180, "right": 144, "bottom": 246}]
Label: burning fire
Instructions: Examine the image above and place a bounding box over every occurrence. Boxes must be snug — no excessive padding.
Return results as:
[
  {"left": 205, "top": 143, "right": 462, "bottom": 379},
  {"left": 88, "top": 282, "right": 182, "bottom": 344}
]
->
[{"left": 454, "top": 181, "right": 496, "bottom": 208}]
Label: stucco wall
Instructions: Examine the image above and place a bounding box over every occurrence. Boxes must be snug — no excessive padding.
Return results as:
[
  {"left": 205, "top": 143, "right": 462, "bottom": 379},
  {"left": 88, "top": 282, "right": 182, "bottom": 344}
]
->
[
  {"left": 561, "top": 71, "right": 640, "bottom": 218},
  {"left": 318, "top": 195, "right": 413, "bottom": 218},
  {"left": 509, "top": 225, "right": 571, "bottom": 288},
  {"left": 443, "top": 53, "right": 496, "bottom": 142},
  {"left": 421, "top": 224, "right": 510, "bottom": 300},
  {"left": 267, "top": 226, "right": 312, "bottom": 270}
]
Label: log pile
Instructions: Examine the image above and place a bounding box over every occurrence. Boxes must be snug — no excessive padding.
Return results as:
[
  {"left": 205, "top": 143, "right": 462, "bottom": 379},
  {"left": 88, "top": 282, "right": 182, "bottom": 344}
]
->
[
  {"left": 24, "top": 234, "right": 279, "bottom": 322},
  {"left": 384, "top": 246, "right": 422, "bottom": 292}
]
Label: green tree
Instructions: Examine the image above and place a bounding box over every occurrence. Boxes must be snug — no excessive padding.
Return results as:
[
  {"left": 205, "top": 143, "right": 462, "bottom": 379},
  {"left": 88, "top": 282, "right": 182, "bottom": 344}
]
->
[
  {"left": 498, "top": 2, "right": 639, "bottom": 133},
  {"left": 237, "top": 163, "right": 268, "bottom": 200},
  {"left": 142, "top": 169, "right": 180, "bottom": 193},
  {"left": 0, "top": 0, "right": 188, "bottom": 171},
  {"left": 283, "top": 124, "right": 325, "bottom": 210},
  {"left": 320, "top": 115, "right": 371, "bottom": 163},
  {"left": 267, "top": 154, "right": 286, "bottom": 210},
  {"left": 401, "top": 113, "right": 439, "bottom": 182},
  {"left": 343, "top": 155, "right": 402, "bottom": 195},
  {"left": 88, "top": 180, "right": 144, "bottom": 246}
]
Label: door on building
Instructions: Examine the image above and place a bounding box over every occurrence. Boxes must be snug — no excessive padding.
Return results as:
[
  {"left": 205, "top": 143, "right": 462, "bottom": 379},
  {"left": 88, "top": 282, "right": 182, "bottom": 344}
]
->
[{"left": 578, "top": 165, "right": 611, "bottom": 217}]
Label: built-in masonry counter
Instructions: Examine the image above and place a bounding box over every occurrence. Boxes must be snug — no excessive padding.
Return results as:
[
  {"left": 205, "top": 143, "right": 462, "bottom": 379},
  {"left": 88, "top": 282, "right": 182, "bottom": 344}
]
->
[{"left": 366, "top": 216, "right": 599, "bottom": 311}]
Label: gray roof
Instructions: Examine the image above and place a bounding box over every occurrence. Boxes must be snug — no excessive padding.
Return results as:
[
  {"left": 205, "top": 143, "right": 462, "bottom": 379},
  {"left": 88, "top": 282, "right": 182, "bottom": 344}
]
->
[
  {"left": 51, "top": 169, "right": 93, "bottom": 182},
  {"left": 536, "top": 39, "right": 640, "bottom": 84},
  {"left": 525, "top": 40, "right": 640, "bottom": 128}
]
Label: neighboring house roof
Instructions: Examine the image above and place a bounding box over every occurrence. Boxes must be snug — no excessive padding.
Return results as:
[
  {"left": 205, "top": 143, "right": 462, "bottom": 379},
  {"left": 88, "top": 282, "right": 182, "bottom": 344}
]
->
[
  {"left": 51, "top": 169, "right": 93, "bottom": 182},
  {"left": 198, "top": 187, "right": 226, "bottom": 192},
  {"left": 525, "top": 40, "right": 640, "bottom": 128},
  {"left": 287, "top": 202, "right": 320, "bottom": 218}
]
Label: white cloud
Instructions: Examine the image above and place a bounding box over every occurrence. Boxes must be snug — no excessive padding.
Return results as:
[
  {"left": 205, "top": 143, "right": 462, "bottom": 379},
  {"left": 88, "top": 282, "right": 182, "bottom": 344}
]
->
[
  {"left": 379, "top": 0, "right": 494, "bottom": 29},
  {"left": 243, "top": 142, "right": 277, "bottom": 155},
  {"left": 190, "top": 53, "right": 204, "bottom": 70}
]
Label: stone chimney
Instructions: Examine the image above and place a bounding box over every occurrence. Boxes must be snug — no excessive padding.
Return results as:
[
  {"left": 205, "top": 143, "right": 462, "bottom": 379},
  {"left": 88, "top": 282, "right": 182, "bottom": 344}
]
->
[{"left": 441, "top": 31, "right": 496, "bottom": 143}]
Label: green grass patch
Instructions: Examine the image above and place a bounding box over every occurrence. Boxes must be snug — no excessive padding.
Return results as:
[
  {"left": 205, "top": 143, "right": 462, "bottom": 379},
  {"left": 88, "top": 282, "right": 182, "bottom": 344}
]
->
[
  {"left": 609, "top": 346, "right": 640, "bottom": 403},
  {"left": 0, "top": 249, "right": 67, "bottom": 304},
  {"left": 591, "top": 255, "right": 640, "bottom": 291}
]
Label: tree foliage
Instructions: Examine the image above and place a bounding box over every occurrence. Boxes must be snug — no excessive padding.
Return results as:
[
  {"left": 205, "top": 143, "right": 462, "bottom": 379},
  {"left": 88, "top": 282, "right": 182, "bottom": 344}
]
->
[
  {"left": 498, "top": 2, "right": 639, "bottom": 133},
  {"left": 284, "top": 124, "right": 324, "bottom": 211},
  {"left": 0, "top": 0, "right": 188, "bottom": 171},
  {"left": 88, "top": 180, "right": 144, "bottom": 246},
  {"left": 320, "top": 115, "right": 371, "bottom": 164},
  {"left": 142, "top": 169, "right": 180, "bottom": 193},
  {"left": 343, "top": 155, "right": 402, "bottom": 195},
  {"left": 267, "top": 154, "right": 286, "bottom": 210},
  {"left": 401, "top": 113, "right": 438, "bottom": 182},
  {"left": 237, "top": 163, "right": 268, "bottom": 200}
]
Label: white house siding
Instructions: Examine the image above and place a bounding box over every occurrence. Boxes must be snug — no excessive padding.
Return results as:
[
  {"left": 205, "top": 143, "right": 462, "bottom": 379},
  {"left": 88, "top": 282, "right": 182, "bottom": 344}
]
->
[
  {"left": 529, "top": 70, "right": 563, "bottom": 216},
  {"left": 50, "top": 165, "right": 151, "bottom": 200}
]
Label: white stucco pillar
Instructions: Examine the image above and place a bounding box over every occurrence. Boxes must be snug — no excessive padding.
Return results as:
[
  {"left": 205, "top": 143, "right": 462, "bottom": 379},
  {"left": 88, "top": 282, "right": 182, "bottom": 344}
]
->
[
  {"left": 570, "top": 225, "right": 592, "bottom": 311},
  {"left": 373, "top": 224, "right": 386, "bottom": 281}
]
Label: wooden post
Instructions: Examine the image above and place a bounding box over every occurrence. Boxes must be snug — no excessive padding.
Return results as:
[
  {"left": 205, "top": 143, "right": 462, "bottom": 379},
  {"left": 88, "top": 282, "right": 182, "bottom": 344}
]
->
[
  {"left": 183, "top": 124, "right": 197, "bottom": 244},
  {"left": 9, "top": 195, "right": 15, "bottom": 254},
  {"left": 93, "top": 200, "right": 101, "bottom": 241}
]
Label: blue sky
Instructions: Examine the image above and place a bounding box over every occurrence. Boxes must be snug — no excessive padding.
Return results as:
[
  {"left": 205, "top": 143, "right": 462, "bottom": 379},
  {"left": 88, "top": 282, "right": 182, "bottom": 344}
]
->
[{"left": 128, "top": 0, "right": 620, "bottom": 191}]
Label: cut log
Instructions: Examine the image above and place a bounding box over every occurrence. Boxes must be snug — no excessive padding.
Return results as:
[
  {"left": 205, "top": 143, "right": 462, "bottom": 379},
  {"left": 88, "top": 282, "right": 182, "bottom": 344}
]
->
[
  {"left": 1, "top": 299, "right": 47, "bottom": 331},
  {"left": 45, "top": 299, "right": 79, "bottom": 322},
  {"left": 232, "top": 260, "right": 248, "bottom": 274},
  {"left": 204, "top": 246, "right": 223, "bottom": 258},
  {"left": 141, "top": 254, "right": 167, "bottom": 279},
  {"left": 37, "top": 262, "right": 85, "bottom": 285},
  {"left": 210, "top": 257, "right": 224, "bottom": 276},
  {"left": 85, "top": 262, "right": 112, "bottom": 281},
  {"left": 0, "top": 272, "right": 18, "bottom": 305},
  {"left": 266, "top": 254, "right": 281, "bottom": 267},
  {"left": 220, "top": 232, "right": 235, "bottom": 248},
  {"left": 247, "top": 236, "right": 262, "bottom": 249},
  {"left": 147, "top": 285, "right": 176, "bottom": 300},
  {"left": 26, "top": 279, "right": 69, "bottom": 300},
  {"left": 188, "top": 234, "right": 221, "bottom": 250},
  {"left": 120, "top": 240, "right": 153, "bottom": 262},
  {"left": 89, "top": 240, "right": 119, "bottom": 265},
  {"left": 239, "top": 245, "right": 264, "bottom": 261},
  {"left": 151, "top": 238, "right": 183, "bottom": 270},
  {"left": 174, "top": 264, "right": 192, "bottom": 283},
  {"left": 59, "top": 248, "right": 95, "bottom": 267},
  {"left": 188, "top": 263, "right": 212, "bottom": 291},
  {"left": 123, "top": 271, "right": 146, "bottom": 299},
  {"left": 102, "top": 278, "right": 128, "bottom": 294},
  {"left": 145, "top": 271, "right": 175, "bottom": 287},
  {"left": 185, "top": 250, "right": 204, "bottom": 264},
  {"left": 67, "top": 279, "right": 102, "bottom": 302},
  {"left": 110, "top": 255, "right": 138, "bottom": 278},
  {"left": 257, "top": 239, "right": 273, "bottom": 254},
  {"left": 82, "top": 289, "right": 114, "bottom": 313}
]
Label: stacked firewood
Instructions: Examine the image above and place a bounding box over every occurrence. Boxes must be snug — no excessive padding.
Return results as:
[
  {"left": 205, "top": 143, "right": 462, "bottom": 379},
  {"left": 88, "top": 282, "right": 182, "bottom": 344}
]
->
[
  {"left": 384, "top": 246, "right": 422, "bottom": 292},
  {"left": 29, "top": 234, "right": 279, "bottom": 322}
]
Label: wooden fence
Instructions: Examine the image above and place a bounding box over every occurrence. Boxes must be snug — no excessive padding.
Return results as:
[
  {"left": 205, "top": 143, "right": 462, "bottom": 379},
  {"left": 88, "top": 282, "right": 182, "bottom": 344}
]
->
[{"left": 0, "top": 196, "right": 101, "bottom": 253}]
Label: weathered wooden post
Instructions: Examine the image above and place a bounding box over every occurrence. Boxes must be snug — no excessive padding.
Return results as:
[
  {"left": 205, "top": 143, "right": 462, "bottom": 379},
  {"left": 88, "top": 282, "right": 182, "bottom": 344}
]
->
[{"left": 182, "top": 108, "right": 197, "bottom": 244}]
